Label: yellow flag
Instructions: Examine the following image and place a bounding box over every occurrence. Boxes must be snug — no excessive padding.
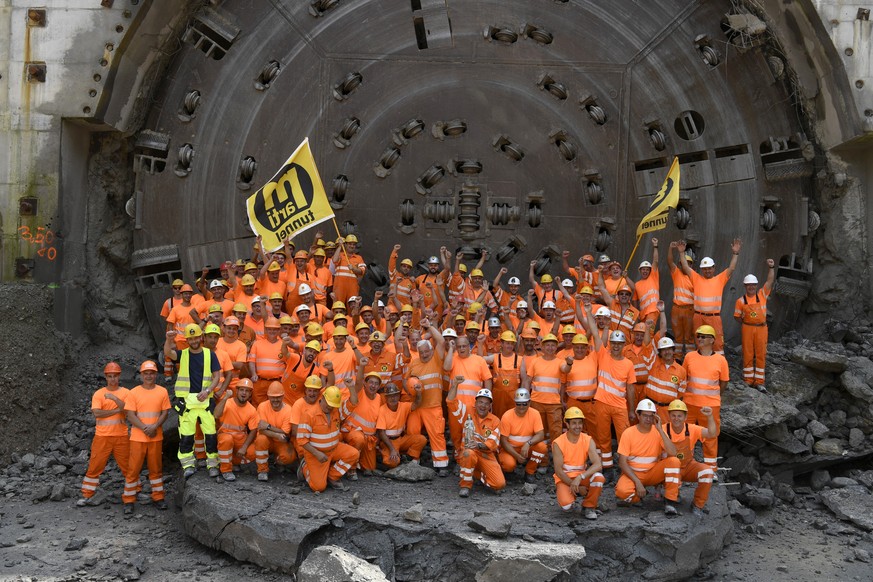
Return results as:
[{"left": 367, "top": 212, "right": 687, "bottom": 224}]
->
[
  {"left": 636, "top": 157, "right": 680, "bottom": 237},
  {"left": 246, "top": 138, "right": 334, "bottom": 252}
]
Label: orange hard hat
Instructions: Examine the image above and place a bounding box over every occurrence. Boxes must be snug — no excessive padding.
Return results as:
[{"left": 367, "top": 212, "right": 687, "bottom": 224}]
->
[
  {"left": 632, "top": 322, "right": 647, "bottom": 333},
  {"left": 139, "top": 360, "right": 158, "bottom": 373},
  {"left": 267, "top": 381, "right": 284, "bottom": 397},
  {"left": 103, "top": 362, "right": 121, "bottom": 375},
  {"left": 236, "top": 378, "right": 254, "bottom": 390}
]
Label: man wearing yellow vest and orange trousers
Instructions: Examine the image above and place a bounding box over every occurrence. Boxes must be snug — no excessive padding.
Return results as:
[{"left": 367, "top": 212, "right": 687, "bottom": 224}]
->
[
  {"left": 734, "top": 259, "right": 776, "bottom": 391},
  {"left": 164, "top": 323, "right": 221, "bottom": 479},
  {"left": 676, "top": 238, "right": 741, "bottom": 355}
]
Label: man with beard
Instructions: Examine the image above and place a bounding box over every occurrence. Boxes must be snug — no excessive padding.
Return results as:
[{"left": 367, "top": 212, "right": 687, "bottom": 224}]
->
[{"left": 214, "top": 378, "right": 259, "bottom": 481}]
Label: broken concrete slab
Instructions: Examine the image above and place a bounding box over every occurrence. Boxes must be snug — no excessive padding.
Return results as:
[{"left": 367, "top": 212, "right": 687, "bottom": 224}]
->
[
  {"left": 468, "top": 514, "right": 512, "bottom": 538},
  {"left": 788, "top": 346, "right": 848, "bottom": 373},
  {"left": 820, "top": 487, "right": 873, "bottom": 531},
  {"left": 297, "top": 545, "right": 388, "bottom": 582},
  {"left": 721, "top": 383, "right": 799, "bottom": 433},
  {"left": 180, "top": 470, "right": 732, "bottom": 581},
  {"left": 383, "top": 462, "right": 435, "bottom": 482},
  {"left": 459, "top": 534, "right": 586, "bottom": 582}
]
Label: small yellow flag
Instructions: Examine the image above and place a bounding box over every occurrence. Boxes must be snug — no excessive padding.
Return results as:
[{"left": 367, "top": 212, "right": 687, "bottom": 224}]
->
[
  {"left": 246, "top": 138, "right": 334, "bottom": 251},
  {"left": 636, "top": 157, "right": 681, "bottom": 237}
]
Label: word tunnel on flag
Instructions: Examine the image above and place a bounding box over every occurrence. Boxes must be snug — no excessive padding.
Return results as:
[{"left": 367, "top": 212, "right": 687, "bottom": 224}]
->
[
  {"left": 637, "top": 157, "right": 681, "bottom": 237},
  {"left": 246, "top": 138, "right": 335, "bottom": 251}
]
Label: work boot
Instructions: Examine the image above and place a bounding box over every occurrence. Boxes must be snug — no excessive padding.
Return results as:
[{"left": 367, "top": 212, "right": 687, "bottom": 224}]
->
[
  {"left": 584, "top": 508, "right": 598, "bottom": 521},
  {"left": 257, "top": 472, "right": 269, "bottom": 481},
  {"left": 409, "top": 459, "right": 420, "bottom": 465},
  {"left": 183, "top": 467, "right": 196, "bottom": 479},
  {"left": 154, "top": 500, "right": 168, "bottom": 510},
  {"left": 329, "top": 479, "right": 348, "bottom": 491},
  {"left": 437, "top": 468, "right": 449, "bottom": 478},
  {"left": 297, "top": 460, "right": 306, "bottom": 482},
  {"left": 692, "top": 506, "right": 705, "bottom": 517},
  {"left": 525, "top": 473, "right": 536, "bottom": 484},
  {"left": 222, "top": 472, "right": 236, "bottom": 482},
  {"left": 76, "top": 497, "right": 96, "bottom": 508},
  {"left": 196, "top": 459, "right": 207, "bottom": 469},
  {"left": 347, "top": 471, "right": 359, "bottom": 481},
  {"left": 536, "top": 466, "right": 547, "bottom": 475},
  {"left": 208, "top": 467, "right": 220, "bottom": 478},
  {"left": 123, "top": 504, "right": 134, "bottom": 517},
  {"left": 458, "top": 488, "right": 470, "bottom": 498},
  {"left": 664, "top": 502, "right": 678, "bottom": 517}
]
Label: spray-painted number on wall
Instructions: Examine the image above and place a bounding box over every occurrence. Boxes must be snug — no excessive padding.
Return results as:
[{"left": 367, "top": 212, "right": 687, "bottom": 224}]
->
[{"left": 18, "top": 226, "right": 57, "bottom": 260}]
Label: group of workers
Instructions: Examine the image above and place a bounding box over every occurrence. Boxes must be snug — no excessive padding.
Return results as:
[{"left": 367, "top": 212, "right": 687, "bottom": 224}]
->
[{"left": 77, "top": 229, "right": 777, "bottom": 519}]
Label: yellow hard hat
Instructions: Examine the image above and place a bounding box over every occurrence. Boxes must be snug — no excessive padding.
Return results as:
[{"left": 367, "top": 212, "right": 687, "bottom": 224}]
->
[
  {"left": 244, "top": 262, "right": 258, "bottom": 271},
  {"left": 323, "top": 386, "right": 343, "bottom": 408},
  {"left": 355, "top": 322, "right": 370, "bottom": 332},
  {"left": 267, "top": 262, "right": 281, "bottom": 272},
  {"left": 185, "top": 323, "right": 203, "bottom": 338},
  {"left": 468, "top": 301, "right": 483, "bottom": 313},
  {"left": 564, "top": 406, "right": 585, "bottom": 420},
  {"left": 562, "top": 324, "right": 576, "bottom": 335},
  {"left": 458, "top": 264, "right": 468, "bottom": 273},
  {"left": 313, "top": 248, "right": 326, "bottom": 257},
  {"left": 208, "top": 304, "right": 223, "bottom": 313},
  {"left": 333, "top": 313, "right": 348, "bottom": 322},
  {"left": 370, "top": 331, "right": 387, "bottom": 342},
  {"left": 304, "top": 375, "right": 323, "bottom": 390},
  {"left": 172, "top": 279, "right": 184, "bottom": 287},
  {"left": 241, "top": 274, "right": 256, "bottom": 286},
  {"left": 571, "top": 333, "right": 589, "bottom": 345},
  {"left": 232, "top": 303, "right": 248, "bottom": 313},
  {"left": 401, "top": 304, "right": 414, "bottom": 313},
  {"left": 332, "top": 301, "right": 346, "bottom": 310},
  {"left": 580, "top": 285, "right": 594, "bottom": 295},
  {"left": 470, "top": 268, "right": 484, "bottom": 278},
  {"left": 500, "top": 330, "right": 517, "bottom": 342},
  {"left": 344, "top": 234, "right": 359, "bottom": 244},
  {"left": 269, "top": 292, "right": 284, "bottom": 301},
  {"left": 306, "top": 323, "right": 324, "bottom": 336},
  {"left": 267, "top": 381, "right": 284, "bottom": 397},
  {"left": 279, "top": 315, "right": 293, "bottom": 325},
  {"left": 332, "top": 326, "right": 349, "bottom": 337},
  {"left": 204, "top": 323, "right": 222, "bottom": 335},
  {"left": 542, "top": 333, "right": 559, "bottom": 343},
  {"left": 667, "top": 399, "right": 688, "bottom": 413},
  {"left": 401, "top": 258, "right": 414, "bottom": 268},
  {"left": 465, "top": 320, "right": 481, "bottom": 331},
  {"left": 305, "top": 340, "right": 322, "bottom": 352},
  {"left": 696, "top": 325, "right": 717, "bottom": 337},
  {"left": 540, "top": 274, "right": 553, "bottom": 284}
]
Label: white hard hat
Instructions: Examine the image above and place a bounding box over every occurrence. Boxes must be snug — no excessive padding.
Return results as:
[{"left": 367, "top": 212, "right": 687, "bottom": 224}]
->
[
  {"left": 514, "top": 388, "right": 531, "bottom": 403},
  {"left": 442, "top": 328, "right": 458, "bottom": 338},
  {"left": 507, "top": 276, "right": 521, "bottom": 286},
  {"left": 516, "top": 300, "right": 528, "bottom": 309},
  {"left": 743, "top": 274, "right": 759, "bottom": 285},
  {"left": 294, "top": 304, "right": 311, "bottom": 313},
  {"left": 428, "top": 256, "right": 440, "bottom": 264},
  {"left": 700, "top": 257, "right": 715, "bottom": 268},
  {"left": 297, "top": 283, "right": 312, "bottom": 294},
  {"left": 488, "top": 317, "right": 501, "bottom": 327},
  {"left": 599, "top": 254, "right": 611, "bottom": 263},
  {"left": 209, "top": 280, "right": 224, "bottom": 289},
  {"left": 595, "top": 306, "right": 611, "bottom": 317},
  {"left": 636, "top": 398, "right": 657, "bottom": 413},
  {"left": 250, "top": 295, "right": 264, "bottom": 304},
  {"left": 639, "top": 261, "right": 652, "bottom": 269},
  {"left": 542, "top": 301, "right": 557, "bottom": 309},
  {"left": 609, "top": 330, "right": 627, "bottom": 343},
  {"left": 475, "top": 388, "right": 493, "bottom": 400},
  {"left": 377, "top": 300, "right": 385, "bottom": 307},
  {"left": 562, "top": 278, "right": 575, "bottom": 287},
  {"left": 657, "top": 337, "right": 675, "bottom": 350},
  {"left": 348, "top": 295, "right": 360, "bottom": 303}
]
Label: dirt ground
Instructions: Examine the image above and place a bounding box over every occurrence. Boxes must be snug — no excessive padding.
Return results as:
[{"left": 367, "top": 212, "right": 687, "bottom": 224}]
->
[{"left": 1, "top": 286, "right": 872, "bottom": 580}]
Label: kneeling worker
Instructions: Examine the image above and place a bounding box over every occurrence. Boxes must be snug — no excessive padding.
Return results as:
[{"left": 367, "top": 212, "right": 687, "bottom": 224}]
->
[
  {"left": 298, "top": 386, "right": 360, "bottom": 492},
  {"left": 615, "top": 399, "right": 682, "bottom": 516},
  {"left": 498, "top": 388, "right": 547, "bottom": 483},
  {"left": 552, "top": 407, "right": 605, "bottom": 520},
  {"left": 376, "top": 382, "right": 427, "bottom": 468},
  {"left": 253, "top": 381, "right": 295, "bottom": 481},
  {"left": 666, "top": 400, "right": 718, "bottom": 515}
]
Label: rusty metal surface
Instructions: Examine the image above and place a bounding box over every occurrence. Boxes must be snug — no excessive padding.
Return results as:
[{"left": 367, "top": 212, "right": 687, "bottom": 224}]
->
[{"left": 132, "top": 0, "right": 814, "bottom": 335}]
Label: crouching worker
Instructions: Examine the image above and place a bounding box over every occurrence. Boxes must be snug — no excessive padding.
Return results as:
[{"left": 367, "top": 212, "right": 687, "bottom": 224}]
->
[
  {"left": 377, "top": 381, "right": 427, "bottom": 468},
  {"left": 214, "top": 378, "right": 259, "bottom": 482},
  {"left": 615, "top": 399, "right": 682, "bottom": 516},
  {"left": 666, "top": 400, "right": 718, "bottom": 516},
  {"left": 552, "top": 407, "right": 605, "bottom": 520},
  {"left": 254, "top": 381, "right": 295, "bottom": 481},
  {"left": 498, "top": 388, "right": 548, "bottom": 483},
  {"left": 298, "top": 385, "right": 360, "bottom": 493},
  {"left": 447, "top": 376, "right": 506, "bottom": 498}
]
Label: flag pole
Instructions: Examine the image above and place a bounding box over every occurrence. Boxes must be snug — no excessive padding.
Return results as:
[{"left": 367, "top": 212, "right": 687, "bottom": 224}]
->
[
  {"left": 330, "top": 216, "right": 352, "bottom": 266},
  {"left": 617, "top": 235, "right": 643, "bottom": 291}
]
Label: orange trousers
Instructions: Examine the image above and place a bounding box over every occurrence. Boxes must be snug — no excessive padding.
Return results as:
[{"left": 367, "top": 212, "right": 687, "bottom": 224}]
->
[
  {"left": 252, "top": 378, "right": 280, "bottom": 407},
  {"left": 556, "top": 472, "right": 606, "bottom": 509},
  {"left": 671, "top": 303, "right": 694, "bottom": 356},
  {"left": 615, "top": 457, "right": 681, "bottom": 503},
  {"left": 680, "top": 460, "right": 714, "bottom": 509},
  {"left": 123, "top": 441, "right": 164, "bottom": 504},
  {"left": 407, "top": 406, "right": 449, "bottom": 468},
  {"left": 692, "top": 312, "right": 724, "bottom": 354},
  {"left": 565, "top": 398, "right": 597, "bottom": 438},
  {"left": 332, "top": 280, "right": 359, "bottom": 304},
  {"left": 217, "top": 432, "right": 256, "bottom": 473},
  {"left": 253, "top": 434, "right": 296, "bottom": 473},
  {"left": 530, "top": 401, "right": 564, "bottom": 444},
  {"left": 380, "top": 434, "right": 428, "bottom": 468},
  {"left": 741, "top": 324, "right": 768, "bottom": 385},
  {"left": 491, "top": 385, "right": 517, "bottom": 420},
  {"left": 498, "top": 441, "right": 548, "bottom": 475},
  {"left": 592, "top": 400, "right": 629, "bottom": 469},
  {"left": 685, "top": 404, "right": 720, "bottom": 468},
  {"left": 458, "top": 448, "right": 505, "bottom": 491},
  {"left": 302, "top": 443, "right": 360, "bottom": 492},
  {"left": 343, "top": 430, "right": 378, "bottom": 470},
  {"left": 81, "top": 435, "right": 129, "bottom": 499}
]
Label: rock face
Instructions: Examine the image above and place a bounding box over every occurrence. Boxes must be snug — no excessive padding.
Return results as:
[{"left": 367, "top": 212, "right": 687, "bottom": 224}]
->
[
  {"left": 788, "top": 346, "right": 848, "bottom": 373},
  {"left": 181, "top": 472, "right": 733, "bottom": 581},
  {"left": 298, "top": 546, "right": 388, "bottom": 582}
]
